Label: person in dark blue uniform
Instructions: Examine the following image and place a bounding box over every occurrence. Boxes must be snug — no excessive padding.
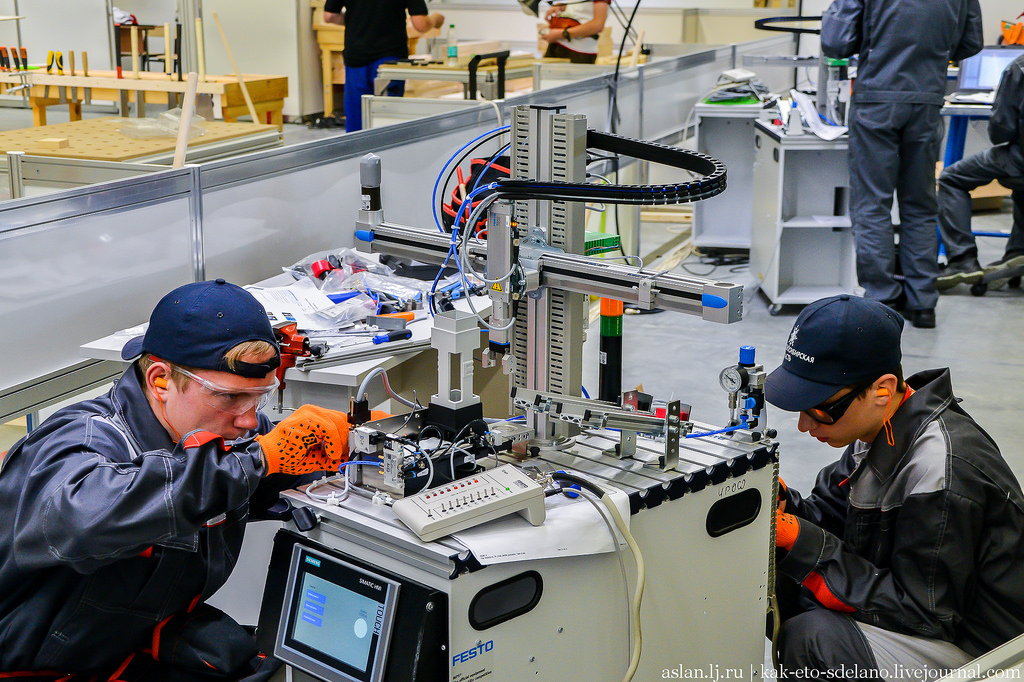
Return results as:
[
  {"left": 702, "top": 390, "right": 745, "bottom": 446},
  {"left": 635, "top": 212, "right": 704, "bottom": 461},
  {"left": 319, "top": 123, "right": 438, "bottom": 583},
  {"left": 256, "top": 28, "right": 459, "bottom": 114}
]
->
[
  {"left": 0, "top": 280, "right": 355, "bottom": 681},
  {"left": 821, "top": 0, "right": 983, "bottom": 328},
  {"left": 936, "top": 53, "right": 1024, "bottom": 291}
]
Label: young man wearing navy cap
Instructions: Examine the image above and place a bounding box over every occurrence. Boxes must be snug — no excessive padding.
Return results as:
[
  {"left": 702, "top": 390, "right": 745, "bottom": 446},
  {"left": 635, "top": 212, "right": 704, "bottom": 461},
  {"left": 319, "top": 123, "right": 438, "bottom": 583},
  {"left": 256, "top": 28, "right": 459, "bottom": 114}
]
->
[
  {"left": 764, "top": 294, "right": 1024, "bottom": 677},
  {"left": 0, "top": 280, "right": 358, "bottom": 681}
]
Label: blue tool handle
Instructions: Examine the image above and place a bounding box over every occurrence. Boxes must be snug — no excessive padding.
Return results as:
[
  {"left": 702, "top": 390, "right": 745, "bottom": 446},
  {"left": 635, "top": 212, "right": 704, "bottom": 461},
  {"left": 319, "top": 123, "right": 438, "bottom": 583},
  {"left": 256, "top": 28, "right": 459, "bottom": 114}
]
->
[{"left": 372, "top": 328, "right": 413, "bottom": 344}]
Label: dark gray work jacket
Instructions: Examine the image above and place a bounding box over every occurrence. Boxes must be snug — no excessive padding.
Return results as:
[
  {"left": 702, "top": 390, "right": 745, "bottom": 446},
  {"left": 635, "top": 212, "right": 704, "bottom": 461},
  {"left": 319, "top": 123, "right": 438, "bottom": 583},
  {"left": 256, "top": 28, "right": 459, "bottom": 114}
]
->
[
  {"left": 779, "top": 369, "right": 1024, "bottom": 657},
  {"left": 989, "top": 54, "right": 1024, "bottom": 147},
  {"left": 821, "top": 0, "right": 983, "bottom": 106},
  {"left": 0, "top": 368, "right": 293, "bottom": 674}
]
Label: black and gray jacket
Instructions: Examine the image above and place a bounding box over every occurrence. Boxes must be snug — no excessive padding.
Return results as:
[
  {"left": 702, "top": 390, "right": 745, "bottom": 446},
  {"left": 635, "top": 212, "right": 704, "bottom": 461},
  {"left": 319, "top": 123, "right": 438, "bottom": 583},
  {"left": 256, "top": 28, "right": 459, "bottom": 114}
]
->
[
  {"left": 989, "top": 54, "right": 1024, "bottom": 148},
  {"left": 821, "top": 0, "right": 983, "bottom": 106},
  {"left": 779, "top": 369, "right": 1024, "bottom": 658},
  {"left": 0, "top": 368, "right": 297, "bottom": 674}
]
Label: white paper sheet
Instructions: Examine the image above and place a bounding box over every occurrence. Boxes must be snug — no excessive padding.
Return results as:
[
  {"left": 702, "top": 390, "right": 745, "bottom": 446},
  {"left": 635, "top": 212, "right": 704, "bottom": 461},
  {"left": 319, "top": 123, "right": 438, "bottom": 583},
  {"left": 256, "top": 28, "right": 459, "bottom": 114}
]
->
[
  {"left": 791, "top": 89, "right": 847, "bottom": 141},
  {"left": 452, "top": 486, "right": 631, "bottom": 565},
  {"left": 245, "top": 278, "right": 336, "bottom": 331}
]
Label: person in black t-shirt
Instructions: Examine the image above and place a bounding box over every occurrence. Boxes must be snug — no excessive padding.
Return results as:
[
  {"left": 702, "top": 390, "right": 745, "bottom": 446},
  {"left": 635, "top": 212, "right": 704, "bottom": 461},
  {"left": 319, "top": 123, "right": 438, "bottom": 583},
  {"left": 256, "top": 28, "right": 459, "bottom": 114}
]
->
[{"left": 324, "top": 0, "right": 444, "bottom": 132}]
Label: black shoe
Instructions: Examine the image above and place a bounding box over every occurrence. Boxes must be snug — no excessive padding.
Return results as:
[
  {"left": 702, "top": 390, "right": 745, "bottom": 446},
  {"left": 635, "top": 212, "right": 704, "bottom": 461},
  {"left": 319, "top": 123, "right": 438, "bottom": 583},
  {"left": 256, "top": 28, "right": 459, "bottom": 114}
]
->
[
  {"left": 880, "top": 292, "right": 906, "bottom": 312},
  {"left": 935, "top": 255, "right": 984, "bottom": 292},
  {"left": 910, "top": 308, "right": 936, "bottom": 329}
]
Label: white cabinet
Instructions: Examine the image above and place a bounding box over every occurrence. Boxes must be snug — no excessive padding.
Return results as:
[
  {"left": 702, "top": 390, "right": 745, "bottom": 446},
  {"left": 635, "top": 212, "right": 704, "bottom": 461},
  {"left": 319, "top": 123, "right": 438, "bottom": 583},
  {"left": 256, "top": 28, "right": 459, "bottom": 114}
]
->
[
  {"left": 692, "top": 101, "right": 764, "bottom": 251},
  {"left": 750, "top": 120, "right": 857, "bottom": 314}
]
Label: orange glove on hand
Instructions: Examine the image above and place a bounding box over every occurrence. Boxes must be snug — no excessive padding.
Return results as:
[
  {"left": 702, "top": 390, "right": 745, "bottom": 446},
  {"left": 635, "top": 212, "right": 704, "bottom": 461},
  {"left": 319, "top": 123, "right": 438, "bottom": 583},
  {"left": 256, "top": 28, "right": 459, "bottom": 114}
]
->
[
  {"left": 775, "top": 508, "right": 799, "bottom": 550},
  {"left": 256, "top": 405, "right": 351, "bottom": 475}
]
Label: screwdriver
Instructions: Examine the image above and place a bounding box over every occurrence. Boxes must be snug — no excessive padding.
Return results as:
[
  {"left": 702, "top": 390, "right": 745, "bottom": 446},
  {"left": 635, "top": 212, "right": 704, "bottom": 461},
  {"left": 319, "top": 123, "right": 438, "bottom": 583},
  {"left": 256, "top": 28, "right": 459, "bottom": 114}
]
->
[{"left": 372, "top": 329, "right": 413, "bottom": 345}]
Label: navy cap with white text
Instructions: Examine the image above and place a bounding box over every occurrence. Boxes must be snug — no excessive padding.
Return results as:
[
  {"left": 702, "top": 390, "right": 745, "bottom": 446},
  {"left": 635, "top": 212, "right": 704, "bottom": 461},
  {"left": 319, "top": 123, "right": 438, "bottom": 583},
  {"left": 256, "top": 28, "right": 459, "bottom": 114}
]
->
[{"left": 764, "top": 295, "right": 904, "bottom": 412}]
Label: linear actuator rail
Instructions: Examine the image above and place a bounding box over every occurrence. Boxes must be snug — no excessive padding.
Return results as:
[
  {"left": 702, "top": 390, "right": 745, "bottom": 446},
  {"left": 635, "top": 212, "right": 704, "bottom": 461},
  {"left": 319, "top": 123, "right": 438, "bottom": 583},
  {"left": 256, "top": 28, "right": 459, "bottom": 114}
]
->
[{"left": 356, "top": 221, "right": 743, "bottom": 323}]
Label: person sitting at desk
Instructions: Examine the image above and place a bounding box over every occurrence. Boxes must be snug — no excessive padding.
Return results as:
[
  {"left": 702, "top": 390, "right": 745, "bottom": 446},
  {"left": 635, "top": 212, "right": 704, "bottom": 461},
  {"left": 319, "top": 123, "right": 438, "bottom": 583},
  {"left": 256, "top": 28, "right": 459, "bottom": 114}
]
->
[
  {"left": 0, "top": 280, "right": 356, "bottom": 680},
  {"left": 323, "top": 0, "right": 445, "bottom": 133},
  {"left": 541, "top": 0, "right": 609, "bottom": 64},
  {"left": 936, "top": 52, "right": 1024, "bottom": 291}
]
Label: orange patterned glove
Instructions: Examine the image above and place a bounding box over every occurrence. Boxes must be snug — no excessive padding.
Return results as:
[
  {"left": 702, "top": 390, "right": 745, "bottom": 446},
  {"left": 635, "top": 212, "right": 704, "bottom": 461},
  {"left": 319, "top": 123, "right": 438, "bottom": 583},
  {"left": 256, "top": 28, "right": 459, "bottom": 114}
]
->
[
  {"left": 256, "top": 405, "right": 350, "bottom": 475},
  {"left": 775, "top": 508, "right": 799, "bottom": 550}
]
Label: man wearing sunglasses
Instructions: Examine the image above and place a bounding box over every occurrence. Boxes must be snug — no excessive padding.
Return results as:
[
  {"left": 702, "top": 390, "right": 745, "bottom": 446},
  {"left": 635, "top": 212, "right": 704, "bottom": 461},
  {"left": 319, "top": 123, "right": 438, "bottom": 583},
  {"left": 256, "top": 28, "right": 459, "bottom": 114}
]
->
[
  {"left": 0, "top": 280, "right": 358, "bottom": 681},
  {"left": 764, "top": 294, "right": 1024, "bottom": 678}
]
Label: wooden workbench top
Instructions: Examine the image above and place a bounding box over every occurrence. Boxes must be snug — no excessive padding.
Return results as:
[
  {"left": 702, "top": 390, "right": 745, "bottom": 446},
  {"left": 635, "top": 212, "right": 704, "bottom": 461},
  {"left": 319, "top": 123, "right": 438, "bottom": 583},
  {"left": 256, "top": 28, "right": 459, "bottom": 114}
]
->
[
  {"left": 0, "top": 117, "right": 279, "bottom": 161},
  {"left": 0, "top": 70, "right": 287, "bottom": 95}
]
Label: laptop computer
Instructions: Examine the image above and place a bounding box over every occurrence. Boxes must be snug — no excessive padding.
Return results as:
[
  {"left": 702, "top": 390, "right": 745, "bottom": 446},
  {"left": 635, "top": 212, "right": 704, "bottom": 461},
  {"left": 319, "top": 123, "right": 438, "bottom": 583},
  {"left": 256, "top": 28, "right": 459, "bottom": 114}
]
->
[{"left": 949, "top": 46, "right": 1024, "bottom": 103}]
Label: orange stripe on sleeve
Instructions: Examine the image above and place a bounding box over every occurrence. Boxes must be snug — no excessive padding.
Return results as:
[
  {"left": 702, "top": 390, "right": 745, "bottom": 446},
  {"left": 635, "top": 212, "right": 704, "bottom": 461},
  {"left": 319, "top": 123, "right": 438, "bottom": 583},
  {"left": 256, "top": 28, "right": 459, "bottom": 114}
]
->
[{"left": 802, "top": 571, "right": 855, "bottom": 613}]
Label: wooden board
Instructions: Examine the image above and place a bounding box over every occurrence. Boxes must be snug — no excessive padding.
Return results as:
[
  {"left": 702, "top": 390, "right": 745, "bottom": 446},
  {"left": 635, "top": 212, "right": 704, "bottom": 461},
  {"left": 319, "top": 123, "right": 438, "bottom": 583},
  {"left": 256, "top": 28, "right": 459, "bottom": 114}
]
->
[
  {"left": 0, "top": 71, "right": 288, "bottom": 129},
  {"left": 0, "top": 117, "right": 279, "bottom": 162}
]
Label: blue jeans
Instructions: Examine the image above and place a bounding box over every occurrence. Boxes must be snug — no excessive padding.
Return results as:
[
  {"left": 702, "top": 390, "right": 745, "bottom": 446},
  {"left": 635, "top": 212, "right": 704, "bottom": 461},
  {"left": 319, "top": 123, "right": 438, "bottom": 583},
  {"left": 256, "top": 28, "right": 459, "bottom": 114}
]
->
[{"left": 344, "top": 58, "right": 405, "bottom": 132}]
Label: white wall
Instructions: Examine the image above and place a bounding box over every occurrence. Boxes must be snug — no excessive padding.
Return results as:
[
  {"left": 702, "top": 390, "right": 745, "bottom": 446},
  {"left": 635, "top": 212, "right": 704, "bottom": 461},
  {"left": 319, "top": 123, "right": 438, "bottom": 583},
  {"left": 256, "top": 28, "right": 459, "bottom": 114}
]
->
[
  {"left": 114, "top": 0, "right": 176, "bottom": 25},
  {"left": 431, "top": 1, "right": 758, "bottom": 47},
  {"left": 200, "top": 0, "right": 322, "bottom": 119},
  {"left": 0, "top": 0, "right": 114, "bottom": 70}
]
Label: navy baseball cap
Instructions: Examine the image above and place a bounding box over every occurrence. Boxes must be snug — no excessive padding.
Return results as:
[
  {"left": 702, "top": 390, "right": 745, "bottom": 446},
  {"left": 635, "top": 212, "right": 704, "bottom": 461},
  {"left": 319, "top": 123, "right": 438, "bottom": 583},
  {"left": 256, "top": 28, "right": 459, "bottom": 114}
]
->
[
  {"left": 765, "top": 295, "right": 904, "bottom": 412},
  {"left": 122, "top": 279, "right": 281, "bottom": 378}
]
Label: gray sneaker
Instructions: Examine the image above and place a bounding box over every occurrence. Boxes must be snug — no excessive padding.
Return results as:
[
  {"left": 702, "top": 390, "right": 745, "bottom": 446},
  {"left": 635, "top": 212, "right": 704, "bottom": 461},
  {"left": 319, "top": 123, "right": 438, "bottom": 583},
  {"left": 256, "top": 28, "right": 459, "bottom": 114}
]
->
[
  {"left": 935, "top": 256, "right": 984, "bottom": 291},
  {"left": 983, "top": 255, "right": 1024, "bottom": 290}
]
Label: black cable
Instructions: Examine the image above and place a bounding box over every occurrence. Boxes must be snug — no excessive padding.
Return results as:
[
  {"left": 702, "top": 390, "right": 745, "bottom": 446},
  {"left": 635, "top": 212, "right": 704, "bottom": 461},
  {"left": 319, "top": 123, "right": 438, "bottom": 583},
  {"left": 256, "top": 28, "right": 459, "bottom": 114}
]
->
[
  {"left": 610, "top": 155, "right": 627, "bottom": 257},
  {"left": 551, "top": 471, "right": 606, "bottom": 498},
  {"left": 610, "top": 0, "right": 643, "bottom": 134},
  {"left": 430, "top": 419, "right": 488, "bottom": 462}
]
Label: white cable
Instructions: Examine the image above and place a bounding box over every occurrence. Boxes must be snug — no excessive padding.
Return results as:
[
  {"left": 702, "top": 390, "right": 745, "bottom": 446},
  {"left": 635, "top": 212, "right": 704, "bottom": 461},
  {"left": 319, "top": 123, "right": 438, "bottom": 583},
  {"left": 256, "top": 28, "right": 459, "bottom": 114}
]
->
[
  {"left": 484, "top": 99, "right": 502, "bottom": 126},
  {"left": 451, "top": 445, "right": 474, "bottom": 480},
  {"left": 305, "top": 473, "right": 345, "bottom": 502},
  {"left": 573, "top": 484, "right": 645, "bottom": 682},
  {"left": 571, "top": 487, "right": 633, "bottom": 668},
  {"left": 599, "top": 254, "right": 645, "bottom": 268},
  {"left": 355, "top": 367, "right": 418, "bottom": 409}
]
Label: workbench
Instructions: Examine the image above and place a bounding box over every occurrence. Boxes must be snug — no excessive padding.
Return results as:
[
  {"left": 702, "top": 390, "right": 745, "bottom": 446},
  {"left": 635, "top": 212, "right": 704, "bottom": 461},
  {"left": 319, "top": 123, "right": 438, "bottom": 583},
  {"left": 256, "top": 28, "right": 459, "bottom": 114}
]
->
[
  {"left": 377, "top": 57, "right": 538, "bottom": 101},
  {"left": 0, "top": 117, "right": 282, "bottom": 164},
  {"left": 0, "top": 70, "right": 288, "bottom": 130}
]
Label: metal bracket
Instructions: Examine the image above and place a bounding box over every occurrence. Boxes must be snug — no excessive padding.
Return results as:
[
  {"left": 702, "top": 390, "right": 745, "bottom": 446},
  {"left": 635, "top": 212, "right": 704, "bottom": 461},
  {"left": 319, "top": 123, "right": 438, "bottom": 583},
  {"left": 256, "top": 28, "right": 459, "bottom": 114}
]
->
[{"left": 637, "top": 276, "right": 655, "bottom": 309}]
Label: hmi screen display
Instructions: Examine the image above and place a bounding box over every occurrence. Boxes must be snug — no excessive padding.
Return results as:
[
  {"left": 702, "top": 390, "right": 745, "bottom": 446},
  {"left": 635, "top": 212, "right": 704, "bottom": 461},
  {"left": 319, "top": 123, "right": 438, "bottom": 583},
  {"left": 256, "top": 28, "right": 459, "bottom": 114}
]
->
[{"left": 276, "top": 547, "right": 400, "bottom": 682}]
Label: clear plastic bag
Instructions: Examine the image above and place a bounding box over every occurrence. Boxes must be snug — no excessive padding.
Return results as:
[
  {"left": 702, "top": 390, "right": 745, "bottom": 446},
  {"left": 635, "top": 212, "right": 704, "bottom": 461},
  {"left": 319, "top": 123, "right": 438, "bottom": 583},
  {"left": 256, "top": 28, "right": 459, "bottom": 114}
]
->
[
  {"left": 284, "top": 247, "right": 394, "bottom": 281},
  {"left": 324, "top": 271, "right": 429, "bottom": 308},
  {"left": 118, "top": 108, "right": 206, "bottom": 139},
  {"left": 304, "top": 293, "right": 378, "bottom": 328}
]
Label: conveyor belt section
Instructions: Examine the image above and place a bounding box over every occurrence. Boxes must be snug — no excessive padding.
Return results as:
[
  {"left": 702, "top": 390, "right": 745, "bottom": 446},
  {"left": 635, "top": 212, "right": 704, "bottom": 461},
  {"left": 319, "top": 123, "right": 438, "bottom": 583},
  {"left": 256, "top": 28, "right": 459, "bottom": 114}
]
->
[{"left": 523, "top": 435, "right": 778, "bottom": 516}]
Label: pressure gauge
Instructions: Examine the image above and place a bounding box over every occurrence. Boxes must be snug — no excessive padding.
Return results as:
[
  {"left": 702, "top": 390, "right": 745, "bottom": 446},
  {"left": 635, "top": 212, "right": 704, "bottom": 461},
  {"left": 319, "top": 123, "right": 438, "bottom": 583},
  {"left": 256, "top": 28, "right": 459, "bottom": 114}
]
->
[{"left": 719, "top": 366, "right": 747, "bottom": 393}]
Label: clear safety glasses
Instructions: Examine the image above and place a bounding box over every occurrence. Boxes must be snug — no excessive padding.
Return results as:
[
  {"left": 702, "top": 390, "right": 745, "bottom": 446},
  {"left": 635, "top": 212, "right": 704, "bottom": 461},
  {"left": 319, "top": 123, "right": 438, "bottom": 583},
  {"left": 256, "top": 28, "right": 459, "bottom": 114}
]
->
[{"left": 173, "top": 366, "right": 279, "bottom": 416}]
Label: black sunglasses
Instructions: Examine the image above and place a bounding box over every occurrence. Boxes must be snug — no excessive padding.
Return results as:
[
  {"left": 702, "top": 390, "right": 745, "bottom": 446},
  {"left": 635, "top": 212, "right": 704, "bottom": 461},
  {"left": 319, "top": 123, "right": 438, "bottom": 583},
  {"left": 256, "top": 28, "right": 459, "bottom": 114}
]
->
[{"left": 804, "top": 382, "right": 874, "bottom": 425}]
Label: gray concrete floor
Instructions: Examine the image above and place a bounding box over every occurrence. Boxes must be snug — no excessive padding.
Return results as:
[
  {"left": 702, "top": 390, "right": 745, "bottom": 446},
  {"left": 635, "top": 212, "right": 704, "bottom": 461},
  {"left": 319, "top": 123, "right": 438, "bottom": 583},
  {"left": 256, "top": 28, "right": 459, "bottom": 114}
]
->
[{"left": 618, "top": 208, "right": 1024, "bottom": 494}]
